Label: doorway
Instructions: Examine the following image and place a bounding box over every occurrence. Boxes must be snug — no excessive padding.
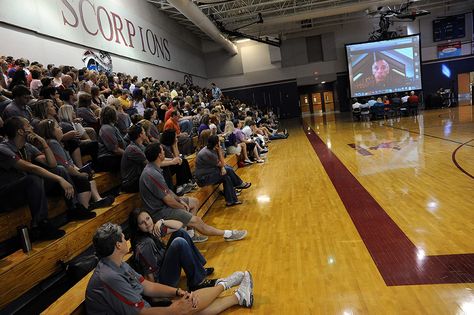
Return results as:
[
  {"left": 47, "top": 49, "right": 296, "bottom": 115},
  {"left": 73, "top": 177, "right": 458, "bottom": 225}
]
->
[{"left": 300, "top": 95, "right": 311, "bottom": 113}]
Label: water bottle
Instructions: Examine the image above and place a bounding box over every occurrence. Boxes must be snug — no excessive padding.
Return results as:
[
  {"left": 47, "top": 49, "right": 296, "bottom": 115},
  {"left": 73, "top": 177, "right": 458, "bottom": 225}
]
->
[{"left": 18, "top": 226, "right": 32, "bottom": 253}]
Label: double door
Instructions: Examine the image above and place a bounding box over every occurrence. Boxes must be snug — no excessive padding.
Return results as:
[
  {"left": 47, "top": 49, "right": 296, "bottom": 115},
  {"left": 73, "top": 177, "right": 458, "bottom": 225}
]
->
[{"left": 300, "top": 91, "right": 334, "bottom": 114}]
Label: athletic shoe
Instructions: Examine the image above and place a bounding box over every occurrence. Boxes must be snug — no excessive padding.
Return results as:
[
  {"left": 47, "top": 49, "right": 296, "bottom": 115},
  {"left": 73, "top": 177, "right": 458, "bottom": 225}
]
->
[
  {"left": 224, "top": 230, "right": 247, "bottom": 241},
  {"left": 30, "top": 220, "right": 65, "bottom": 241},
  {"left": 244, "top": 159, "right": 254, "bottom": 164},
  {"left": 205, "top": 267, "right": 214, "bottom": 276},
  {"left": 189, "top": 278, "right": 217, "bottom": 291},
  {"left": 256, "top": 159, "right": 265, "bottom": 163},
  {"left": 215, "top": 271, "right": 245, "bottom": 290},
  {"left": 191, "top": 235, "right": 208, "bottom": 243},
  {"left": 260, "top": 149, "right": 268, "bottom": 154},
  {"left": 235, "top": 271, "right": 254, "bottom": 308}
]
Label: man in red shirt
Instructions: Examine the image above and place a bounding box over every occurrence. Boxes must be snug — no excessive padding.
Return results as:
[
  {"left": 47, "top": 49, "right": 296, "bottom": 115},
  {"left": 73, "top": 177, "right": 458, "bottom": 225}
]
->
[{"left": 408, "top": 91, "right": 419, "bottom": 104}]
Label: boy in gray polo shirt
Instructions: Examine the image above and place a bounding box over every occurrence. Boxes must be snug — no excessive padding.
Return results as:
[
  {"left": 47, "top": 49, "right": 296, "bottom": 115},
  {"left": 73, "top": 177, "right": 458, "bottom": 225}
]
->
[
  {"left": 86, "top": 223, "right": 254, "bottom": 314},
  {"left": 139, "top": 143, "right": 248, "bottom": 242}
]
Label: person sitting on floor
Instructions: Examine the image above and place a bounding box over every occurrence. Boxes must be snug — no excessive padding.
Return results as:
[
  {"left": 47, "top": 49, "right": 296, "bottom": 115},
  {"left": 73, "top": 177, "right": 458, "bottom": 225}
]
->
[
  {"left": 86, "top": 222, "right": 254, "bottom": 314},
  {"left": 139, "top": 142, "right": 248, "bottom": 242},
  {"left": 194, "top": 135, "right": 251, "bottom": 207},
  {"left": 129, "top": 208, "right": 217, "bottom": 291}
]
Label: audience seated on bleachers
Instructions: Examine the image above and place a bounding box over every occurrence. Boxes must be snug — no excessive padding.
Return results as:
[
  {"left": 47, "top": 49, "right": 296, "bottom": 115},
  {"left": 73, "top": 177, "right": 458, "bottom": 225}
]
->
[
  {"left": 0, "top": 117, "right": 94, "bottom": 240},
  {"left": 120, "top": 124, "right": 148, "bottom": 193},
  {"left": 160, "top": 129, "right": 196, "bottom": 195},
  {"left": 0, "top": 54, "right": 283, "bottom": 310},
  {"left": 140, "top": 142, "right": 247, "bottom": 242},
  {"left": 195, "top": 135, "right": 251, "bottom": 206},
  {"left": 36, "top": 119, "right": 114, "bottom": 210},
  {"left": 86, "top": 223, "right": 254, "bottom": 314},
  {"left": 97, "top": 106, "right": 126, "bottom": 172}
]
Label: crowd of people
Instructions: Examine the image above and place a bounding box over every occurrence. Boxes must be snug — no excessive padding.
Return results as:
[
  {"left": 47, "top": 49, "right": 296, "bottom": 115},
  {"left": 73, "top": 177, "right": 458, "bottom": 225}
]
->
[
  {"left": 0, "top": 55, "right": 289, "bottom": 313},
  {"left": 351, "top": 91, "right": 420, "bottom": 120}
]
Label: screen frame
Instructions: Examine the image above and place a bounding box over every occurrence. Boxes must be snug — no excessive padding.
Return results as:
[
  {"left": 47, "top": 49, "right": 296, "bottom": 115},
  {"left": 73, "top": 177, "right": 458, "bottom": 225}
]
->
[{"left": 344, "top": 34, "right": 423, "bottom": 98}]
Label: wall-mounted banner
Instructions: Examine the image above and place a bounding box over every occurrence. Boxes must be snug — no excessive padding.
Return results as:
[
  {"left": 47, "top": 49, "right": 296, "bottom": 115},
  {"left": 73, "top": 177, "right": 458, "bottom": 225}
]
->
[
  {"left": 83, "top": 50, "right": 113, "bottom": 72},
  {"left": 0, "top": 0, "right": 205, "bottom": 76},
  {"left": 437, "top": 41, "right": 462, "bottom": 59}
]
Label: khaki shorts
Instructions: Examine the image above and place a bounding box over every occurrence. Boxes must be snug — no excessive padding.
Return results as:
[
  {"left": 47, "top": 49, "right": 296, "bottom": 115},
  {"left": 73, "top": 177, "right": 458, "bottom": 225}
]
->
[{"left": 150, "top": 197, "right": 193, "bottom": 225}]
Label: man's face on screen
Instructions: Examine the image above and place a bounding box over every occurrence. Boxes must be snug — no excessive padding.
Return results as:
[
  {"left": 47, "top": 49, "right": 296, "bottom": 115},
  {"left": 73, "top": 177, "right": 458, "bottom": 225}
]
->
[{"left": 372, "top": 59, "right": 390, "bottom": 83}]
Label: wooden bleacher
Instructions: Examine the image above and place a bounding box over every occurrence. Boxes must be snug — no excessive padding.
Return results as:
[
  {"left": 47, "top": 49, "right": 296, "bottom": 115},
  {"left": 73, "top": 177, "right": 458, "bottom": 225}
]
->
[
  {"left": 41, "top": 154, "right": 238, "bottom": 315},
  {"left": 0, "top": 171, "right": 124, "bottom": 309},
  {"left": 0, "top": 172, "right": 121, "bottom": 244},
  {"left": 0, "top": 154, "right": 238, "bottom": 313}
]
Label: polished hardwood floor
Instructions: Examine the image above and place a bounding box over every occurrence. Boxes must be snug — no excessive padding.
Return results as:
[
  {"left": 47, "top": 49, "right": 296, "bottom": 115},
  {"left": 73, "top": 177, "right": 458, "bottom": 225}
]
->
[{"left": 195, "top": 106, "right": 474, "bottom": 314}]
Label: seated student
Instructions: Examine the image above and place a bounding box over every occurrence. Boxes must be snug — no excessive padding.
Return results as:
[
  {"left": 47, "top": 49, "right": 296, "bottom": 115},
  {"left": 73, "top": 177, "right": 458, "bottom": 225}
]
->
[
  {"left": 195, "top": 135, "right": 251, "bottom": 207},
  {"left": 57, "top": 104, "right": 98, "bottom": 165},
  {"left": 109, "top": 98, "right": 132, "bottom": 136},
  {"left": 36, "top": 119, "right": 114, "bottom": 210},
  {"left": 97, "top": 106, "right": 126, "bottom": 172},
  {"left": 142, "top": 108, "right": 161, "bottom": 143},
  {"left": 121, "top": 124, "right": 147, "bottom": 193},
  {"left": 233, "top": 120, "right": 264, "bottom": 162},
  {"left": 164, "top": 110, "right": 194, "bottom": 155},
  {"left": 129, "top": 209, "right": 217, "bottom": 291},
  {"left": 76, "top": 92, "right": 99, "bottom": 129},
  {"left": 140, "top": 142, "right": 247, "bottom": 242},
  {"left": 352, "top": 98, "right": 361, "bottom": 110},
  {"left": 223, "top": 119, "right": 253, "bottom": 165},
  {"left": 86, "top": 223, "right": 254, "bottom": 314},
  {"left": 0, "top": 117, "right": 91, "bottom": 240},
  {"left": 160, "top": 129, "right": 195, "bottom": 195},
  {"left": 2, "top": 85, "right": 32, "bottom": 121}
]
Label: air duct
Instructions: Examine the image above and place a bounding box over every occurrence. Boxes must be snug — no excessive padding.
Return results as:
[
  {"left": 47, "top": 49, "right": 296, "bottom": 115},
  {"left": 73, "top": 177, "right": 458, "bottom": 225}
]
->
[{"left": 166, "top": 0, "right": 238, "bottom": 55}]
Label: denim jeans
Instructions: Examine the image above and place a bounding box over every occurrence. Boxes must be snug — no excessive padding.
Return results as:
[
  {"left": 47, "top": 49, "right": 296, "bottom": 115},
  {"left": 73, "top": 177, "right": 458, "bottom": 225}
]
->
[
  {"left": 196, "top": 165, "right": 243, "bottom": 204},
  {"left": 158, "top": 229, "right": 207, "bottom": 288}
]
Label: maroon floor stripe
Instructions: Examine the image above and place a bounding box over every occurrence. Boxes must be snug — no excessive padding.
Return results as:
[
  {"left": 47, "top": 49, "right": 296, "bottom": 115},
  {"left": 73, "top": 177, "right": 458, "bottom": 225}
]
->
[{"left": 304, "top": 125, "right": 474, "bottom": 285}]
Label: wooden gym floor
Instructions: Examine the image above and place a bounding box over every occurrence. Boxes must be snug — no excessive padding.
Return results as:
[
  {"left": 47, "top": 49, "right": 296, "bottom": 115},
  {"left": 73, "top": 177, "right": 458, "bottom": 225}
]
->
[{"left": 195, "top": 106, "right": 474, "bottom": 314}]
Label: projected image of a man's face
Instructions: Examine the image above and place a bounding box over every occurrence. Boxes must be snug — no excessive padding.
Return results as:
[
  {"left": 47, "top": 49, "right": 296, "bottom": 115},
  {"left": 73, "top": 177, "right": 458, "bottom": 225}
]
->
[{"left": 372, "top": 59, "right": 390, "bottom": 83}]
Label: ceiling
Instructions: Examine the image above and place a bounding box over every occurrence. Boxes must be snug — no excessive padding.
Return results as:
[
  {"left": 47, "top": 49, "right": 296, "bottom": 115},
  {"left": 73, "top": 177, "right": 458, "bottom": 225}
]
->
[{"left": 148, "top": 0, "right": 473, "bottom": 41}]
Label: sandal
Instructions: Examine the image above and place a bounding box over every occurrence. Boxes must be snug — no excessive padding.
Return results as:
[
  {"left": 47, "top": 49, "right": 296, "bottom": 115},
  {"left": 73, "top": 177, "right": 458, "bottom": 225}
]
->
[{"left": 236, "top": 182, "right": 251, "bottom": 189}]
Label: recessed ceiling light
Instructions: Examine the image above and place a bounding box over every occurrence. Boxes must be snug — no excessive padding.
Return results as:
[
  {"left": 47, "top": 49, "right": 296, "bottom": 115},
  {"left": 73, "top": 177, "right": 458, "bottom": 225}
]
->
[{"left": 321, "top": 81, "right": 326, "bottom": 84}]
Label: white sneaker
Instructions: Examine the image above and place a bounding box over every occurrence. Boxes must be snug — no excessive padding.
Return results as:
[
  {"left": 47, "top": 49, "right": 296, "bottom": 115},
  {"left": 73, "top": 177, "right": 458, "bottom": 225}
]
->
[
  {"left": 256, "top": 159, "right": 265, "bottom": 163},
  {"left": 235, "top": 271, "right": 253, "bottom": 308},
  {"left": 215, "top": 271, "right": 245, "bottom": 290},
  {"left": 244, "top": 159, "right": 254, "bottom": 164},
  {"left": 224, "top": 230, "right": 247, "bottom": 242}
]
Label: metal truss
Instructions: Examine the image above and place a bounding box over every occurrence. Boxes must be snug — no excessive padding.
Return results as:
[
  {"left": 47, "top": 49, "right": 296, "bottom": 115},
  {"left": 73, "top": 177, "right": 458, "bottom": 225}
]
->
[{"left": 148, "top": 0, "right": 471, "bottom": 40}]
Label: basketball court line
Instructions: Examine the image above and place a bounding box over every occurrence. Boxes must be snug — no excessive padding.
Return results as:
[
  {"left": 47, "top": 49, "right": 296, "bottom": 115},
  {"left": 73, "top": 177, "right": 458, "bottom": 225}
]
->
[
  {"left": 386, "top": 125, "right": 474, "bottom": 147},
  {"left": 304, "top": 124, "right": 474, "bottom": 285},
  {"left": 451, "top": 139, "right": 474, "bottom": 179}
]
